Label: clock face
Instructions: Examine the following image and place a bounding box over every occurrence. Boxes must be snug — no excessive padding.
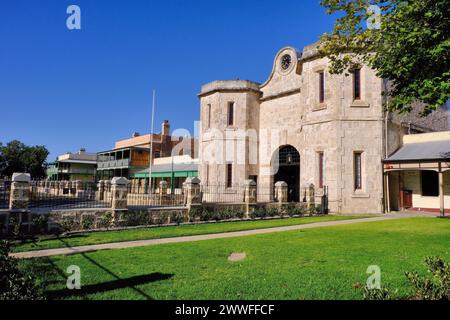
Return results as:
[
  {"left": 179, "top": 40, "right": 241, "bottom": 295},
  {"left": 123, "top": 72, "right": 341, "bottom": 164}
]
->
[{"left": 281, "top": 54, "right": 292, "bottom": 71}]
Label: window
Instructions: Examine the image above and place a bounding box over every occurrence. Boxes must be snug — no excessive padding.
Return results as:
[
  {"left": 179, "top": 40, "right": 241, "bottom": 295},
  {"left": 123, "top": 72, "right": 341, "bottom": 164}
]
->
[
  {"left": 227, "top": 102, "right": 234, "bottom": 126},
  {"left": 354, "top": 152, "right": 362, "bottom": 190},
  {"left": 353, "top": 68, "right": 361, "bottom": 100},
  {"left": 207, "top": 104, "right": 211, "bottom": 129},
  {"left": 206, "top": 165, "right": 209, "bottom": 186},
  {"left": 421, "top": 171, "right": 439, "bottom": 196},
  {"left": 319, "top": 71, "right": 325, "bottom": 103},
  {"left": 318, "top": 152, "right": 324, "bottom": 188},
  {"left": 226, "top": 163, "right": 233, "bottom": 188}
]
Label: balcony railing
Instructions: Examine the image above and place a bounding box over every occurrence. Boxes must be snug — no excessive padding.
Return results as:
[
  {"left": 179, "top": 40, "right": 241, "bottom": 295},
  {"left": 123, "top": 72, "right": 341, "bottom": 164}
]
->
[
  {"left": 97, "top": 159, "right": 130, "bottom": 169},
  {"left": 47, "top": 168, "right": 96, "bottom": 175}
]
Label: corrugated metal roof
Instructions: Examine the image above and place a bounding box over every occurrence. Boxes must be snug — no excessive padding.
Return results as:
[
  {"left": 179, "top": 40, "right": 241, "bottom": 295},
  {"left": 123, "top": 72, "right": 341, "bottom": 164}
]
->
[{"left": 385, "top": 140, "right": 450, "bottom": 162}]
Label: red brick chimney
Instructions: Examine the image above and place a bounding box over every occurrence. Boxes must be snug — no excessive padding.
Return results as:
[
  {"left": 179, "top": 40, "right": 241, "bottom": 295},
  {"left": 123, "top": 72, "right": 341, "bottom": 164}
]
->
[{"left": 162, "top": 120, "right": 170, "bottom": 136}]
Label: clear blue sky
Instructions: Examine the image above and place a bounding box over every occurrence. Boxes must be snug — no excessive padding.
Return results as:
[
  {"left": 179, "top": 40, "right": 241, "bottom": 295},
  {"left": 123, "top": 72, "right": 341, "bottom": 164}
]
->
[{"left": 0, "top": 0, "right": 336, "bottom": 161}]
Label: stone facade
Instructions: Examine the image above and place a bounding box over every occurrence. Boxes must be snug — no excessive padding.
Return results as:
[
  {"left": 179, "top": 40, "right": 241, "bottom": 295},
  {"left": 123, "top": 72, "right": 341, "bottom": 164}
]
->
[{"left": 198, "top": 42, "right": 448, "bottom": 214}]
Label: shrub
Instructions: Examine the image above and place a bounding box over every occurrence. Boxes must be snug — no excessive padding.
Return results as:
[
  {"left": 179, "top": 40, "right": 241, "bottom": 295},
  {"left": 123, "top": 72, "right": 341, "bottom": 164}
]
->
[
  {"left": 153, "top": 213, "right": 168, "bottom": 225},
  {"left": 169, "top": 211, "right": 184, "bottom": 225},
  {"left": 406, "top": 256, "right": 450, "bottom": 300},
  {"left": 308, "top": 205, "right": 322, "bottom": 216},
  {"left": 125, "top": 211, "right": 151, "bottom": 227},
  {"left": 8, "top": 214, "right": 22, "bottom": 238},
  {"left": 362, "top": 287, "right": 394, "bottom": 300},
  {"left": 286, "top": 203, "right": 305, "bottom": 217},
  {"left": 190, "top": 207, "right": 210, "bottom": 222},
  {"left": 362, "top": 256, "right": 449, "bottom": 300},
  {"left": 97, "top": 212, "right": 113, "bottom": 229},
  {"left": 269, "top": 206, "right": 282, "bottom": 217},
  {"left": 215, "top": 207, "right": 244, "bottom": 220},
  {"left": 31, "top": 214, "right": 48, "bottom": 234},
  {"left": 251, "top": 206, "right": 267, "bottom": 219},
  {"left": 0, "top": 241, "right": 43, "bottom": 300},
  {"left": 81, "top": 214, "right": 95, "bottom": 230},
  {"left": 59, "top": 216, "right": 80, "bottom": 233}
]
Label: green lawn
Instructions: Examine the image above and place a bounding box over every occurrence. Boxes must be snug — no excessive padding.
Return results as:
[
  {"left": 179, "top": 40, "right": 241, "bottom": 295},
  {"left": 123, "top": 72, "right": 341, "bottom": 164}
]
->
[
  {"left": 20, "top": 217, "right": 450, "bottom": 300},
  {"left": 12, "top": 215, "right": 364, "bottom": 253}
]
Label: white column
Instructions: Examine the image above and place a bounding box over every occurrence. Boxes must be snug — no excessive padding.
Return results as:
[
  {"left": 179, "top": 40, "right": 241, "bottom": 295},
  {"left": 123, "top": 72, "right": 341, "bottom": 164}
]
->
[{"left": 439, "top": 163, "right": 444, "bottom": 217}]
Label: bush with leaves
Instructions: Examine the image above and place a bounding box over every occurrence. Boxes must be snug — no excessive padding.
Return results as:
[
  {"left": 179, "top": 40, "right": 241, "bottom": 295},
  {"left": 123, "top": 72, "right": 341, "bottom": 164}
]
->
[
  {"left": 97, "top": 212, "right": 113, "bottom": 229},
  {"left": 406, "top": 256, "right": 450, "bottom": 300},
  {"left": 0, "top": 241, "right": 43, "bottom": 300},
  {"left": 124, "top": 211, "right": 150, "bottom": 226},
  {"left": 251, "top": 206, "right": 268, "bottom": 219},
  {"left": 58, "top": 215, "right": 81, "bottom": 233},
  {"left": 363, "top": 256, "right": 449, "bottom": 300},
  {"left": 169, "top": 211, "right": 184, "bottom": 225},
  {"left": 31, "top": 214, "right": 48, "bottom": 234},
  {"left": 286, "top": 203, "right": 306, "bottom": 217},
  {"left": 362, "top": 287, "right": 394, "bottom": 300}
]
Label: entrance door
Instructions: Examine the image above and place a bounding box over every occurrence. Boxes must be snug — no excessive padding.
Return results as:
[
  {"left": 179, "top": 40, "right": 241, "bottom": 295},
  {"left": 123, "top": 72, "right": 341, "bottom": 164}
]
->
[{"left": 273, "top": 145, "right": 300, "bottom": 202}]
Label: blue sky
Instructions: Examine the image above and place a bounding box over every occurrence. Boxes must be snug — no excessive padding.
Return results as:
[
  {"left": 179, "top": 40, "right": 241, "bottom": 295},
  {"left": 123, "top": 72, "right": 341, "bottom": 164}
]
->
[{"left": 0, "top": 0, "right": 336, "bottom": 160}]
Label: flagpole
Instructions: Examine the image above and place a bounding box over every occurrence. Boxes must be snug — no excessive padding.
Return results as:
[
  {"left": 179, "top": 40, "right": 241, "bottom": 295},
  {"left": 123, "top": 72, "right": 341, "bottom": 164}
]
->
[{"left": 148, "top": 90, "right": 155, "bottom": 193}]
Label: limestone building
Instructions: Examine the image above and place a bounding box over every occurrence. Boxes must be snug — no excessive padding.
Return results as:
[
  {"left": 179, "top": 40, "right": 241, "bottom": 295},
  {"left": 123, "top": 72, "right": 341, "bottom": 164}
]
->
[{"left": 198, "top": 43, "right": 448, "bottom": 214}]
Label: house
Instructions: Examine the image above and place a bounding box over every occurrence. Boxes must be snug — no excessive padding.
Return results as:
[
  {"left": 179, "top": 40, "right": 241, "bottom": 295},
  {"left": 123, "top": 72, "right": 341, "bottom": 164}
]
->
[
  {"left": 384, "top": 131, "right": 450, "bottom": 216},
  {"left": 47, "top": 149, "right": 97, "bottom": 181}
]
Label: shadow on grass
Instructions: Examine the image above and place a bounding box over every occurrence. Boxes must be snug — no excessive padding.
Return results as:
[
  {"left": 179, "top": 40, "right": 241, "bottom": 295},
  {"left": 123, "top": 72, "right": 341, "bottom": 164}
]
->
[
  {"left": 49, "top": 237, "right": 172, "bottom": 300},
  {"left": 46, "top": 272, "right": 174, "bottom": 299},
  {"left": 10, "top": 234, "right": 89, "bottom": 251}
]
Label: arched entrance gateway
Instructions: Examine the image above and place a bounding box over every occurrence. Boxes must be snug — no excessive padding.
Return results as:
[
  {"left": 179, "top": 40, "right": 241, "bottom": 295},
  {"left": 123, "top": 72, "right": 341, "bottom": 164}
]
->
[{"left": 272, "top": 145, "right": 300, "bottom": 202}]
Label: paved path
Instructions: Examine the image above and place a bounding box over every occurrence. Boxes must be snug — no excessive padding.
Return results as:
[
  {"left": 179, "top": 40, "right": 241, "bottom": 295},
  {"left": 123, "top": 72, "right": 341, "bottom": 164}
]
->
[{"left": 11, "top": 216, "right": 412, "bottom": 259}]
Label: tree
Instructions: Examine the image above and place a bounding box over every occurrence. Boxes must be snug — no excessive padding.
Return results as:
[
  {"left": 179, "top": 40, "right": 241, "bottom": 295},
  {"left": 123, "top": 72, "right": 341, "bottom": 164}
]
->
[
  {"left": 319, "top": 0, "right": 450, "bottom": 115},
  {"left": 0, "top": 140, "right": 49, "bottom": 179}
]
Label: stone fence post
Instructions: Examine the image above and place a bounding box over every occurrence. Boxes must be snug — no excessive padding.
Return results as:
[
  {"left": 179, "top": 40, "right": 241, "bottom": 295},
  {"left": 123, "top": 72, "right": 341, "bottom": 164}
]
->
[
  {"left": 307, "top": 183, "right": 315, "bottom": 210},
  {"left": 111, "top": 177, "right": 128, "bottom": 227},
  {"left": 9, "top": 173, "right": 31, "bottom": 211},
  {"left": 183, "top": 177, "right": 202, "bottom": 222},
  {"left": 54, "top": 181, "right": 60, "bottom": 196},
  {"left": 111, "top": 177, "right": 128, "bottom": 210},
  {"left": 159, "top": 180, "right": 168, "bottom": 205},
  {"left": 104, "top": 180, "right": 111, "bottom": 202},
  {"left": 97, "top": 180, "right": 105, "bottom": 201},
  {"left": 75, "top": 180, "right": 84, "bottom": 197},
  {"left": 244, "top": 180, "right": 257, "bottom": 218},
  {"left": 274, "top": 181, "right": 288, "bottom": 204}
]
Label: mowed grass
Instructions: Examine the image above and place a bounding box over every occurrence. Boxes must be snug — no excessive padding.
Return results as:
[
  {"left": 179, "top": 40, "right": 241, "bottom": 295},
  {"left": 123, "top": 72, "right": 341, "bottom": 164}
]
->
[
  {"left": 12, "top": 215, "right": 364, "bottom": 253},
  {"left": 21, "top": 217, "right": 450, "bottom": 300}
]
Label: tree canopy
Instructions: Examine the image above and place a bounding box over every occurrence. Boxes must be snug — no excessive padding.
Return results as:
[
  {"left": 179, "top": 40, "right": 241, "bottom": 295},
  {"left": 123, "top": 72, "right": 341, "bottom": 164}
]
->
[
  {"left": 319, "top": 0, "right": 450, "bottom": 115},
  {"left": 0, "top": 140, "right": 49, "bottom": 179}
]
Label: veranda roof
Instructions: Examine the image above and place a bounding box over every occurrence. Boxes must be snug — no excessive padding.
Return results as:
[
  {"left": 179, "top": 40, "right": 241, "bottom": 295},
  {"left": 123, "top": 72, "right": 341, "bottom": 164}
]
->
[{"left": 385, "top": 140, "right": 450, "bottom": 163}]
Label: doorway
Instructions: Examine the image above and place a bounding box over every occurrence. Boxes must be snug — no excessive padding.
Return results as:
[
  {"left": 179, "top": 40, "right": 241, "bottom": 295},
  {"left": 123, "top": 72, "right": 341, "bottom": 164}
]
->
[{"left": 273, "top": 145, "right": 300, "bottom": 202}]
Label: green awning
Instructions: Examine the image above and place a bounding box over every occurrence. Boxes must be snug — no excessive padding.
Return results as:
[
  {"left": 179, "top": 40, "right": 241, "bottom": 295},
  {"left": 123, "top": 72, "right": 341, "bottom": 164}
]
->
[
  {"left": 133, "top": 170, "right": 197, "bottom": 179},
  {"left": 131, "top": 162, "right": 198, "bottom": 179}
]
